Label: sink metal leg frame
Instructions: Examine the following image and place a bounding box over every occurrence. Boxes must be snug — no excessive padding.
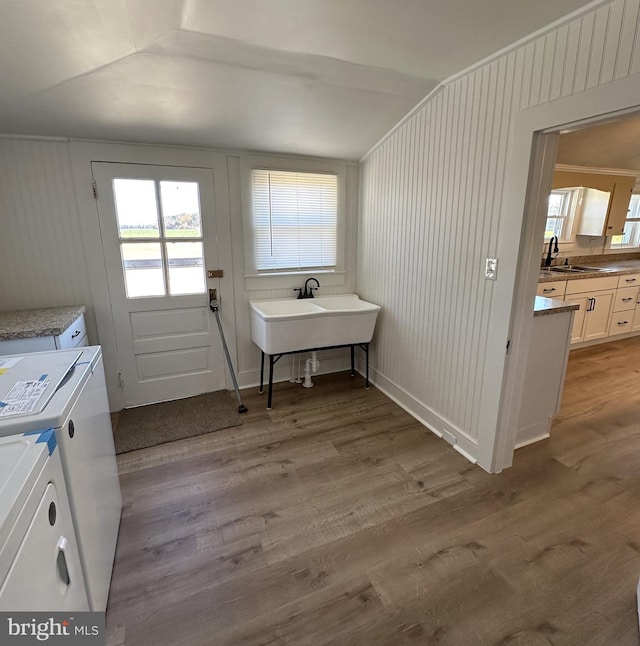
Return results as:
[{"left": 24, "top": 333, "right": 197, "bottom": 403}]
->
[
  {"left": 267, "top": 353, "right": 281, "bottom": 410},
  {"left": 359, "top": 342, "right": 370, "bottom": 389},
  {"left": 259, "top": 343, "right": 371, "bottom": 409}
]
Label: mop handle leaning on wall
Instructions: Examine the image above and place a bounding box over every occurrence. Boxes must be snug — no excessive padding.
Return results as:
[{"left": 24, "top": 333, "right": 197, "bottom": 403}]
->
[{"left": 209, "top": 298, "right": 248, "bottom": 414}]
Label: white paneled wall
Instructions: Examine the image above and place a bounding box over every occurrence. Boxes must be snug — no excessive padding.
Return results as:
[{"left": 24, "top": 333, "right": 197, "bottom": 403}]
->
[
  {"left": 359, "top": 0, "right": 640, "bottom": 467},
  {"left": 518, "top": 0, "right": 640, "bottom": 110},
  {"left": 0, "top": 139, "right": 91, "bottom": 311}
]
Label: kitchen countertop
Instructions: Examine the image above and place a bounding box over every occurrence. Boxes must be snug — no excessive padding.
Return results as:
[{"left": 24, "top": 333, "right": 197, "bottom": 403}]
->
[
  {"left": 534, "top": 296, "right": 580, "bottom": 317},
  {"left": 538, "top": 258, "right": 640, "bottom": 282},
  {"left": 0, "top": 305, "right": 86, "bottom": 341}
]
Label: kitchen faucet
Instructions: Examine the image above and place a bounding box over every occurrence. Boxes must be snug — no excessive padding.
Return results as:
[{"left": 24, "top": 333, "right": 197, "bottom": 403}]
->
[
  {"left": 545, "top": 236, "right": 559, "bottom": 267},
  {"left": 294, "top": 277, "right": 320, "bottom": 299}
]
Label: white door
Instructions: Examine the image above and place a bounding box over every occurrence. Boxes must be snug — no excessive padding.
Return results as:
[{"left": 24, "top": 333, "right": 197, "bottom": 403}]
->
[{"left": 92, "top": 162, "right": 225, "bottom": 407}]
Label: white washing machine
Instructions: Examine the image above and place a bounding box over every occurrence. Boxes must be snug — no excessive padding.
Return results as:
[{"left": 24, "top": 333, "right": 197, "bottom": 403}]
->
[
  {"left": 0, "top": 431, "right": 89, "bottom": 610},
  {"left": 0, "top": 346, "right": 122, "bottom": 611}
]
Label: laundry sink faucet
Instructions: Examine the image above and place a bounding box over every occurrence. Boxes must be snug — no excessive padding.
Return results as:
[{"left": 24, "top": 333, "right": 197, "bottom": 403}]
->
[{"left": 294, "top": 277, "right": 320, "bottom": 299}]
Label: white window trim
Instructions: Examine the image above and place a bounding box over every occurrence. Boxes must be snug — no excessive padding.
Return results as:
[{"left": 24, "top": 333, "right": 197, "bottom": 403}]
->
[{"left": 240, "top": 154, "right": 347, "bottom": 291}]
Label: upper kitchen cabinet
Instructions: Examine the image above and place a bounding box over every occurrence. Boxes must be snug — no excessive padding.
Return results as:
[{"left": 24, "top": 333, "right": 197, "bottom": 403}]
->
[{"left": 552, "top": 168, "right": 636, "bottom": 237}]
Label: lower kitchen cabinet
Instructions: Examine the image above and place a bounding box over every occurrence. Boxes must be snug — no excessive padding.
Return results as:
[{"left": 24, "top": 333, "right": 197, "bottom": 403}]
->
[
  {"left": 610, "top": 310, "right": 634, "bottom": 335},
  {"left": 624, "top": 274, "right": 640, "bottom": 333},
  {"left": 536, "top": 280, "right": 566, "bottom": 298},
  {"left": 0, "top": 310, "right": 87, "bottom": 355},
  {"left": 566, "top": 276, "right": 618, "bottom": 344},
  {"left": 633, "top": 297, "right": 640, "bottom": 332},
  {"left": 538, "top": 271, "right": 640, "bottom": 346},
  {"left": 568, "top": 289, "right": 615, "bottom": 343},
  {"left": 517, "top": 306, "right": 576, "bottom": 448},
  {"left": 610, "top": 281, "right": 639, "bottom": 336}
]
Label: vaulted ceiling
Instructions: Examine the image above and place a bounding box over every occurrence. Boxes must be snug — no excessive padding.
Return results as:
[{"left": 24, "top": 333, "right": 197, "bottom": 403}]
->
[{"left": 0, "top": 0, "right": 595, "bottom": 159}]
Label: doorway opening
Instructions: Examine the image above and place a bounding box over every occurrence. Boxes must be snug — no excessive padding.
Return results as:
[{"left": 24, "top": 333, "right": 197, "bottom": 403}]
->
[{"left": 516, "top": 108, "right": 640, "bottom": 459}]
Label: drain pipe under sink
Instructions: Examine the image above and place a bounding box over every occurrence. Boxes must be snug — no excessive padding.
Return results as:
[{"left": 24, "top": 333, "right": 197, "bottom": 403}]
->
[
  {"left": 289, "top": 353, "right": 303, "bottom": 384},
  {"left": 303, "top": 351, "right": 320, "bottom": 388}
]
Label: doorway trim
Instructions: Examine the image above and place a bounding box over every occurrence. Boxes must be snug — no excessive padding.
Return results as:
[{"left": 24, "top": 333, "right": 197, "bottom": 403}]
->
[
  {"left": 491, "top": 76, "right": 640, "bottom": 472},
  {"left": 69, "top": 141, "right": 234, "bottom": 411}
]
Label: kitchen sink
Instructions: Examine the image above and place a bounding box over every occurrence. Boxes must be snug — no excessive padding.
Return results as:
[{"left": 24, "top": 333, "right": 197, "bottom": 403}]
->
[
  {"left": 548, "top": 267, "right": 585, "bottom": 273},
  {"left": 549, "top": 265, "right": 613, "bottom": 274},
  {"left": 572, "top": 265, "right": 614, "bottom": 272}
]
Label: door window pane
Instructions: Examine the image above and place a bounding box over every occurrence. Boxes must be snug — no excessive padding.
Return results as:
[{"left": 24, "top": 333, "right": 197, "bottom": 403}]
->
[
  {"left": 113, "top": 179, "right": 160, "bottom": 238},
  {"left": 166, "top": 242, "right": 205, "bottom": 295},
  {"left": 121, "top": 242, "right": 165, "bottom": 298},
  {"left": 160, "top": 181, "right": 202, "bottom": 238},
  {"left": 113, "top": 178, "right": 207, "bottom": 298}
]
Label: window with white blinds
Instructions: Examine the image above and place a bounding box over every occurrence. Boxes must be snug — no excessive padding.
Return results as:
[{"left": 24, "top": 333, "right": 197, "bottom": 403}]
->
[{"left": 252, "top": 169, "right": 338, "bottom": 272}]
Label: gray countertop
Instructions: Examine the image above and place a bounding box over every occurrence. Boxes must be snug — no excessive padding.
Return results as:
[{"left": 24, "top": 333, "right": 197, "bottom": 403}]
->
[
  {"left": 533, "top": 296, "right": 580, "bottom": 317},
  {"left": 0, "top": 305, "right": 86, "bottom": 341}
]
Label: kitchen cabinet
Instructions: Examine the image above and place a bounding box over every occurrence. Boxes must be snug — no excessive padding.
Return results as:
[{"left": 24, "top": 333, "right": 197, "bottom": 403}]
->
[
  {"left": 536, "top": 280, "right": 566, "bottom": 298},
  {"left": 517, "top": 299, "right": 578, "bottom": 448},
  {"left": 611, "top": 273, "right": 640, "bottom": 334},
  {"left": 612, "top": 285, "right": 638, "bottom": 312},
  {"left": 570, "top": 291, "right": 614, "bottom": 342},
  {"left": 0, "top": 307, "right": 87, "bottom": 355},
  {"left": 537, "top": 268, "right": 640, "bottom": 345},
  {"left": 566, "top": 276, "right": 618, "bottom": 344},
  {"left": 630, "top": 281, "right": 640, "bottom": 332},
  {"left": 552, "top": 169, "right": 636, "bottom": 237},
  {"left": 610, "top": 274, "right": 638, "bottom": 335},
  {"left": 610, "top": 310, "right": 634, "bottom": 335},
  {"left": 633, "top": 298, "right": 640, "bottom": 332},
  {"left": 618, "top": 272, "right": 640, "bottom": 289}
]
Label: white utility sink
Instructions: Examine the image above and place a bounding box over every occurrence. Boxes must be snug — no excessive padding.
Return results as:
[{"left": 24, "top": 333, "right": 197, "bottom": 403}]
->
[{"left": 249, "top": 294, "right": 381, "bottom": 354}]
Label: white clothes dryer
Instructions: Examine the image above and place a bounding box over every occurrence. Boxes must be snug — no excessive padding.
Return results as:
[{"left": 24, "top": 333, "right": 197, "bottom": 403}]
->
[
  {"left": 0, "top": 431, "right": 88, "bottom": 610},
  {"left": 0, "top": 347, "right": 122, "bottom": 611}
]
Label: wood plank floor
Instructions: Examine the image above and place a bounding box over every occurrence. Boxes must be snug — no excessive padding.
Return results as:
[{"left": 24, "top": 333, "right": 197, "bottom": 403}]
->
[{"left": 105, "top": 339, "right": 640, "bottom": 645}]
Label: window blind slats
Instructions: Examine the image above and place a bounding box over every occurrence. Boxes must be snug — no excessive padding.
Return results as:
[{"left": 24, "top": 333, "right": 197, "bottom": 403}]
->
[{"left": 252, "top": 169, "right": 337, "bottom": 271}]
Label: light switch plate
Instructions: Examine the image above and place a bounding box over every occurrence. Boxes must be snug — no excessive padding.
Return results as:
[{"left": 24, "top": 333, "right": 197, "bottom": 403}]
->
[{"left": 485, "top": 258, "right": 498, "bottom": 280}]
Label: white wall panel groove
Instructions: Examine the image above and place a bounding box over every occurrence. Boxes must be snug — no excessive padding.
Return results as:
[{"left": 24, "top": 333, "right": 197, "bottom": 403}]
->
[
  {"left": 0, "top": 140, "right": 91, "bottom": 311},
  {"left": 629, "top": 0, "right": 640, "bottom": 75},
  {"left": 359, "top": 0, "right": 640, "bottom": 462},
  {"left": 617, "top": 0, "right": 639, "bottom": 78}
]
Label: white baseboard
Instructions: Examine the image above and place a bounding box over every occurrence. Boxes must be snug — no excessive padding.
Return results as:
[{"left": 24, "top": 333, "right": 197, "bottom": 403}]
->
[
  {"left": 515, "top": 433, "right": 550, "bottom": 450},
  {"left": 364, "top": 365, "right": 479, "bottom": 466},
  {"left": 515, "top": 418, "right": 552, "bottom": 449},
  {"left": 571, "top": 328, "right": 640, "bottom": 350}
]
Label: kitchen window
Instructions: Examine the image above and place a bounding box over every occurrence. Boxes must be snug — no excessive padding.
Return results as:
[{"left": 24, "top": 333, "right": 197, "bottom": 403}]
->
[
  {"left": 610, "top": 194, "right": 640, "bottom": 247},
  {"left": 546, "top": 189, "right": 575, "bottom": 240}
]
